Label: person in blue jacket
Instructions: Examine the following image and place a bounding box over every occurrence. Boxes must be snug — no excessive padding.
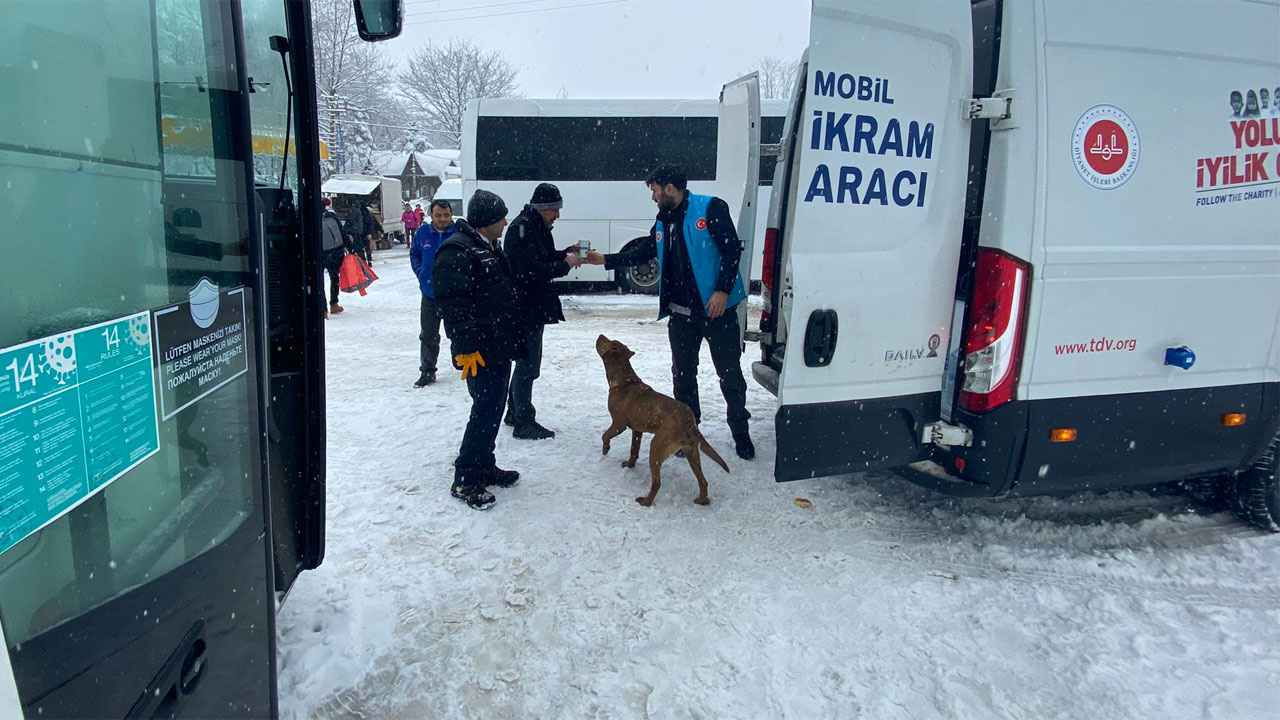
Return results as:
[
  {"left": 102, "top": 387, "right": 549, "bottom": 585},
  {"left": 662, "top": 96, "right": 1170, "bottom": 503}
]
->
[
  {"left": 410, "top": 199, "right": 457, "bottom": 387},
  {"left": 585, "top": 165, "right": 755, "bottom": 460}
]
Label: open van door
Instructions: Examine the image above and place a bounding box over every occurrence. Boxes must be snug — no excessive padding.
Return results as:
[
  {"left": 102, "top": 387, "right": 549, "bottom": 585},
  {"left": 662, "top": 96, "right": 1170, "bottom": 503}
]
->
[
  {"left": 770, "top": 0, "right": 974, "bottom": 481},
  {"left": 716, "top": 73, "right": 761, "bottom": 343}
]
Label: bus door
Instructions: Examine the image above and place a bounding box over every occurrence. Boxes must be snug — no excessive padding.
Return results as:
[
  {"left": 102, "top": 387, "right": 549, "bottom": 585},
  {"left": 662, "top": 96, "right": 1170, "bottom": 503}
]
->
[
  {"left": 0, "top": 0, "right": 281, "bottom": 715},
  {"left": 716, "top": 74, "right": 762, "bottom": 344},
  {"left": 767, "top": 0, "right": 975, "bottom": 481}
]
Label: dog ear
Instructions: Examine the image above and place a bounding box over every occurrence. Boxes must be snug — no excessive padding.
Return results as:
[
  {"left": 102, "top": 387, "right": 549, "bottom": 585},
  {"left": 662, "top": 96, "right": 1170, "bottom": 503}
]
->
[{"left": 626, "top": 349, "right": 635, "bottom": 359}]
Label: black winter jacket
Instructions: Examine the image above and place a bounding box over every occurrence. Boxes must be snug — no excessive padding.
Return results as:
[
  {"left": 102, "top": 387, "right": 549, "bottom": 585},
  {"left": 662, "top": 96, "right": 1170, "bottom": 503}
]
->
[
  {"left": 432, "top": 220, "right": 526, "bottom": 366},
  {"left": 503, "top": 206, "right": 574, "bottom": 327}
]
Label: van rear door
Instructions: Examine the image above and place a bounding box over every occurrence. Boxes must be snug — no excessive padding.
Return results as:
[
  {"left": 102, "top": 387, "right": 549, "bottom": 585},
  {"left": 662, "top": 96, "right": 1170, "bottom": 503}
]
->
[
  {"left": 770, "top": 0, "right": 975, "bottom": 481},
  {"left": 715, "top": 73, "right": 762, "bottom": 343}
]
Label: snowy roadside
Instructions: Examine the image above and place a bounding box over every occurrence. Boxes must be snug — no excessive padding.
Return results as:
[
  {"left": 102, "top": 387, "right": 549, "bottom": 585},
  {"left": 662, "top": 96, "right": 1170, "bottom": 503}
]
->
[{"left": 277, "top": 247, "right": 1280, "bottom": 719}]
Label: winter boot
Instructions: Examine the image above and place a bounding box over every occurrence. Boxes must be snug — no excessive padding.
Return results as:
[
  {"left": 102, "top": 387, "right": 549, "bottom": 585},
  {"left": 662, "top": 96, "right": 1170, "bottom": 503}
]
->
[
  {"left": 329, "top": 303, "right": 343, "bottom": 314},
  {"left": 480, "top": 466, "right": 520, "bottom": 488},
  {"left": 503, "top": 407, "right": 515, "bottom": 427},
  {"left": 414, "top": 371, "right": 436, "bottom": 388},
  {"left": 513, "top": 422, "right": 555, "bottom": 440},
  {"left": 733, "top": 432, "right": 756, "bottom": 461},
  {"left": 450, "top": 483, "right": 495, "bottom": 510}
]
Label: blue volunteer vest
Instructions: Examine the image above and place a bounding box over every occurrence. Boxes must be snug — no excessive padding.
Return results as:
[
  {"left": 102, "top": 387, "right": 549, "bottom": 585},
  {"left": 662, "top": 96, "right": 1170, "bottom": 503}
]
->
[{"left": 654, "top": 193, "right": 747, "bottom": 319}]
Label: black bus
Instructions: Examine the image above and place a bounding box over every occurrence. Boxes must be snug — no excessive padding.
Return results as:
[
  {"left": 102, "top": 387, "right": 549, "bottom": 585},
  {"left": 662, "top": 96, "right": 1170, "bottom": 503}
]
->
[{"left": 0, "top": 0, "right": 400, "bottom": 715}]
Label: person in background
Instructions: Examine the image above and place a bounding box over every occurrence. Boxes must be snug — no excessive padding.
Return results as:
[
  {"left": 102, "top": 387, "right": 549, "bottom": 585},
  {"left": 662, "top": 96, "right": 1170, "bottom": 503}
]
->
[
  {"left": 501, "top": 183, "right": 582, "bottom": 440},
  {"left": 410, "top": 199, "right": 457, "bottom": 388},
  {"left": 584, "top": 165, "right": 755, "bottom": 460},
  {"left": 401, "top": 202, "right": 420, "bottom": 247},
  {"left": 321, "top": 197, "right": 347, "bottom": 316},
  {"left": 359, "top": 202, "right": 380, "bottom": 264},
  {"left": 432, "top": 190, "right": 525, "bottom": 510},
  {"left": 414, "top": 203, "right": 425, "bottom": 226},
  {"left": 341, "top": 197, "right": 366, "bottom": 259}
]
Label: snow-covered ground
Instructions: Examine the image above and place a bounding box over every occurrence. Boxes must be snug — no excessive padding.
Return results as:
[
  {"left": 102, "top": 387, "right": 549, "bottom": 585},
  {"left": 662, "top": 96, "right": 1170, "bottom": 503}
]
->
[{"left": 277, "top": 247, "right": 1280, "bottom": 719}]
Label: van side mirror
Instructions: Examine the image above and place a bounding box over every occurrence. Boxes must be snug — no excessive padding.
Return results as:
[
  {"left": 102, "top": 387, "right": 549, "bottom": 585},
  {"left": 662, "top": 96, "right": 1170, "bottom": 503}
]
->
[{"left": 352, "top": 0, "right": 403, "bottom": 41}]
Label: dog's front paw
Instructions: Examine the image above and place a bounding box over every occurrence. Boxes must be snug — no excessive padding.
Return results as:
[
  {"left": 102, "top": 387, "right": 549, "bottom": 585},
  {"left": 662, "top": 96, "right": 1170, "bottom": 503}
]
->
[
  {"left": 635, "top": 496, "right": 653, "bottom": 507},
  {"left": 694, "top": 497, "right": 710, "bottom": 506},
  {"left": 601, "top": 443, "right": 610, "bottom": 456},
  {"left": 620, "top": 459, "right": 635, "bottom": 468}
]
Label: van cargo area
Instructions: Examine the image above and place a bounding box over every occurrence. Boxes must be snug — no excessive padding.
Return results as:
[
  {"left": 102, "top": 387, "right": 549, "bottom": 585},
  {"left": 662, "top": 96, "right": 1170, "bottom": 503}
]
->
[{"left": 747, "top": 0, "right": 1280, "bottom": 528}]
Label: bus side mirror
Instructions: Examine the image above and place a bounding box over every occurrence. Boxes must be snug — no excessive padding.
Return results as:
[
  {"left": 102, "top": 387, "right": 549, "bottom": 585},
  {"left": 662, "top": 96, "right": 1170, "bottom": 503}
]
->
[{"left": 353, "top": 0, "right": 403, "bottom": 41}]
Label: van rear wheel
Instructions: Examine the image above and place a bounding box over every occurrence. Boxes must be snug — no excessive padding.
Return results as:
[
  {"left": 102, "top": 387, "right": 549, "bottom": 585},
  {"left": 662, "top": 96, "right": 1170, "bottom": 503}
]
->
[{"left": 1232, "top": 436, "right": 1280, "bottom": 532}]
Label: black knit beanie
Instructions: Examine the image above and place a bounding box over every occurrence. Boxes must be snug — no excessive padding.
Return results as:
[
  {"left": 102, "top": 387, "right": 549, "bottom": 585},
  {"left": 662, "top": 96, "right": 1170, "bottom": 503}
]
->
[
  {"left": 529, "top": 183, "right": 563, "bottom": 211},
  {"left": 466, "top": 189, "right": 508, "bottom": 229}
]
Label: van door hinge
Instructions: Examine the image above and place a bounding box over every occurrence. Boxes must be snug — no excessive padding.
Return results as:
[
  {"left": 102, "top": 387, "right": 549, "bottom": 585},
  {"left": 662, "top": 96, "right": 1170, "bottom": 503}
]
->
[
  {"left": 760, "top": 143, "right": 782, "bottom": 158},
  {"left": 968, "top": 96, "right": 1011, "bottom": 122},
  {"left": 923, "top": 422, "right": 973, "bottom": 448}
]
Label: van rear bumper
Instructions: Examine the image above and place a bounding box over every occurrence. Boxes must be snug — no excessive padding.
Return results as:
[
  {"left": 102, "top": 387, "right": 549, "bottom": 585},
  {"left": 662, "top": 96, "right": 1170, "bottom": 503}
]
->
[{"left": 935, "top": 382, "right": 1280, "bottom": 497}]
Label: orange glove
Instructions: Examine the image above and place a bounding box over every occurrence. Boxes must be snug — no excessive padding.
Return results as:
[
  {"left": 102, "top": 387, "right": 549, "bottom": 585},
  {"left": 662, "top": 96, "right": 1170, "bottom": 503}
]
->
[{"left": 455, "top": 351, "right": 485, "bottom": 380}]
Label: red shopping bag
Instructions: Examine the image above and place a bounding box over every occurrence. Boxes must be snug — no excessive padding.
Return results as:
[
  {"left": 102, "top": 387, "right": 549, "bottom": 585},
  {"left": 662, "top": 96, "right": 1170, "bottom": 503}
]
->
[{"left": 339, "top": 254, "right": 379, "bottom": 296}]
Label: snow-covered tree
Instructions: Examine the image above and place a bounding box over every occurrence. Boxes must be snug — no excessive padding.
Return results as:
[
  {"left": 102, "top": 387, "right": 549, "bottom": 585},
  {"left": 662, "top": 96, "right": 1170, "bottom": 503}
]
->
[
  {"left": 311, "top": 0, "right": 397, "bottom": 174},
  {"left": 397, "top": 39, "right": 520, "bottom": 148}
]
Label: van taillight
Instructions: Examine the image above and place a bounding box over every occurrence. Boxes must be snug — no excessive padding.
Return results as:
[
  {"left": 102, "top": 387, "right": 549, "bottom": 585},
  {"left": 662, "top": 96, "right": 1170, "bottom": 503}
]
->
[
  {"left": 761, "top": 228, "right": 778, "bottom": 332},
  {"left": 958, "top": 249, "right": 1030, "bottom": 413}
]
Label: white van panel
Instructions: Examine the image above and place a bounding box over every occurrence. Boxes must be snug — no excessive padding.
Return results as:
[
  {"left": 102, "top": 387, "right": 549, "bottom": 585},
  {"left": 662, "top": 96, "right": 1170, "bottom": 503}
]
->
[
  {"left": 1009, "top": 0, "right": 1280, "bottom": 401},
  {"left": 777, "top": 0, "right": 974, "bottom": 407}
]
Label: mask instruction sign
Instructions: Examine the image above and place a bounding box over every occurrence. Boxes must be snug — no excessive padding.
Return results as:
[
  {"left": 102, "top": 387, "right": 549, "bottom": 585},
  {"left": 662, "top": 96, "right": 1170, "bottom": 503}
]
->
[
  {"left": 0, "top": 313, "right": 160, "bottom": 555},
  {"left": 153, "top": 280, "right": 248, "bottom": 421}
]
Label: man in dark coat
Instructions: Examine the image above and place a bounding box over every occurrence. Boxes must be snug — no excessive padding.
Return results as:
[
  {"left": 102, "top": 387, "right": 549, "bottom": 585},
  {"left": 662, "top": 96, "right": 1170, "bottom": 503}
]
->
[
  {"left": 432, "top": 190, "right": 525, "bottom": 510},
  {"left": 502, "top": 183, "right": 582, "bottom": 439},
  {"left": 320, "top": 197, "right": 348, "bottom": 316},
  {"left": 585, "top": 165, "right": 755, "bottom": 460}
]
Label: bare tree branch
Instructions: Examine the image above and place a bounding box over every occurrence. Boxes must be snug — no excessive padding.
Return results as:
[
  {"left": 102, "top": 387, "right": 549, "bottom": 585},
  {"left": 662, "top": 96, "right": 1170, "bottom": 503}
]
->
[
  {"left": 397, "top": 39, "right": 520, "bottom": 148},
  {"left": 751, "top": 56, "right": 801, "bottom": 99}
]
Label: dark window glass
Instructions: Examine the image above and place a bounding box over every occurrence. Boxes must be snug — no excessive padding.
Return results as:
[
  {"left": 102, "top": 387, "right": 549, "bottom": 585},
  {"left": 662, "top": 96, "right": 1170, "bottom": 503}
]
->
[
  {"left": 477, "top": 116, "right": 718, "bottom": 182},
  {"left": 759, "top": 115, "right": 787, "bottom": 187},
  {"left": 477, "top": 115, "right": 787, "bottom": 186}
]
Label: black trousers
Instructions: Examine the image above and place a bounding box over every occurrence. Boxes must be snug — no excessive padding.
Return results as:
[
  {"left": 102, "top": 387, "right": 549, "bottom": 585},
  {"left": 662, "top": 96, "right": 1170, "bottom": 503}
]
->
[
  {"left": 419, "top": 296, "right": 443, "bottom": 374},
  {"left": 668, "top": 309, "right": 750, "bottom": 435},
  {"left": 323, "top": 248, "right": 344, "bottom": 306},
  {"left": 455, "top": 359, "right": 512, "bottom": 488},
  {"left": 508, "top": 324, "right": 545, "bottom": 425}
]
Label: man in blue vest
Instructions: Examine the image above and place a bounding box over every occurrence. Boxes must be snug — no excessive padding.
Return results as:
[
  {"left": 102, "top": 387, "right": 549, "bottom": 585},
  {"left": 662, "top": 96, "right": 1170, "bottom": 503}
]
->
[{"left": 585, "top": 165, "right": 755, "bottom": 460}]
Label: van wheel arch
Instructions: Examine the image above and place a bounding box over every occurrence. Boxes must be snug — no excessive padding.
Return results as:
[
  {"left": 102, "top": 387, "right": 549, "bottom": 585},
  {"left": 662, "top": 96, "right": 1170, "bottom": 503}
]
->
[{"left": 1232, "top": 435, "right": 1280, "bottom": 532}]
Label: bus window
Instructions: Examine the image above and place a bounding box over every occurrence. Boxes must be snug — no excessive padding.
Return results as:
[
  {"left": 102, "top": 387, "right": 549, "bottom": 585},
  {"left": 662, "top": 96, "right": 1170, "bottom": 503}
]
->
[
  {"left": 0, "top": 0, "right": 262, "bottom": 666},
  {"left": 475, "top": 116, "right": 719, "bottom": 182}
]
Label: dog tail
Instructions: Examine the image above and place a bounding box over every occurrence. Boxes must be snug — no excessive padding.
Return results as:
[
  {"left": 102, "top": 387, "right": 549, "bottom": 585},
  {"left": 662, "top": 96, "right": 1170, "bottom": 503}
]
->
[{"left": 695, "top": 430, "right": 730, "bottom": 473}]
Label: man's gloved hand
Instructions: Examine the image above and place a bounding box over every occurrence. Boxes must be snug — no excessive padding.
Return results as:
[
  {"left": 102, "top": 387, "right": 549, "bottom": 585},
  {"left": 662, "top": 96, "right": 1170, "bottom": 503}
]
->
[{"left": 456, "top": 351, "right": 485, "bottom": 380}]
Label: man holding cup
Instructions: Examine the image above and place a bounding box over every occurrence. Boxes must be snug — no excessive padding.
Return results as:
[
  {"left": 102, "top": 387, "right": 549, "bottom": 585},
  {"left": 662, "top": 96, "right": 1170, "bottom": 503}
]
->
[{"left": 502, "top": 183, "right": 583, "bottom": 440}]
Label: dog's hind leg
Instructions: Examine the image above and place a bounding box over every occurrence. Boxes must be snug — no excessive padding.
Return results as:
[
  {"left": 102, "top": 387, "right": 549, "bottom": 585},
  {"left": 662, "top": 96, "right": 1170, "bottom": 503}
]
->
[
  {"left": 620, "top": 430, "right": 643, "bottom": 468},
  {"left": 638, "top": 436, "right": 675, "bottom": 507},
  {"left": 683, "top": 446, "right": 711, "bottom": 506},
  {"left": 601, "top": 418, "right": 627, "bottom": 455}
]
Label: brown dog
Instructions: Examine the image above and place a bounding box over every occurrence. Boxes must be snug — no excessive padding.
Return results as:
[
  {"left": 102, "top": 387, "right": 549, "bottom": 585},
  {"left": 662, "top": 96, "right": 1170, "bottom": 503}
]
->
[{"left": 596, "top": 334, "right": 729, "bottom": 506}]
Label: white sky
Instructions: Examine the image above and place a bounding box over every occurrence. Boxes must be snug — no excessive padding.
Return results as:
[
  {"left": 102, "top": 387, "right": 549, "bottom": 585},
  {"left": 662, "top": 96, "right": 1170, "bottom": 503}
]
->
[{"left": 379, "top": 0, "right": 813, "bottom": 99}]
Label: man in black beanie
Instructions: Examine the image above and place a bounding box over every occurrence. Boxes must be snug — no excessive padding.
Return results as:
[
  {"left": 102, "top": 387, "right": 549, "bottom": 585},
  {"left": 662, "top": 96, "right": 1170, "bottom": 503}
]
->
[
  {"left": 502, "top": 182, "right": 583, "bottom": 439},
  {"left": 432, "top": 189, "right": 524, "bottom": 509}
]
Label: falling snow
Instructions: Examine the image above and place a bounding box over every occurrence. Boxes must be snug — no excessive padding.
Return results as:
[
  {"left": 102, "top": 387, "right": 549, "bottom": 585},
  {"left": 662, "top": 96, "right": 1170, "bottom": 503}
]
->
[{"left": 276, "top": 248, "right": 1280, "bottom": 719}]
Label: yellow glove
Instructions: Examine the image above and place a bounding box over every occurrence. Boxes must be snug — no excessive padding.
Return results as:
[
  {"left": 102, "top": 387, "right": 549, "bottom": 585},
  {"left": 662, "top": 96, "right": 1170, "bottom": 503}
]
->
[{"left": 456, "top": 351, "right": 485, "bottom": 380}]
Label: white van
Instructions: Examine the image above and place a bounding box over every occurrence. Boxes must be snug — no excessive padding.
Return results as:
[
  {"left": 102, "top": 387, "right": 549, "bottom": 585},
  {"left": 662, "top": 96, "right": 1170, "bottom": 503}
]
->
[
  {"left": 434, "top": 177, "right": 464, "bottom": 217},
  {"left": 738, "top": 0, "right": 1280, "bottom": 528}
]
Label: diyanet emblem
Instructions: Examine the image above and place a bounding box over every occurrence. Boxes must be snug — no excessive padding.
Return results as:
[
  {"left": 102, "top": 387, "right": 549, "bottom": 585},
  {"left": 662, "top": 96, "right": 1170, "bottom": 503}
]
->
[{"left": 1072, "top": 104, "right": 1140, "bottom": 190}]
